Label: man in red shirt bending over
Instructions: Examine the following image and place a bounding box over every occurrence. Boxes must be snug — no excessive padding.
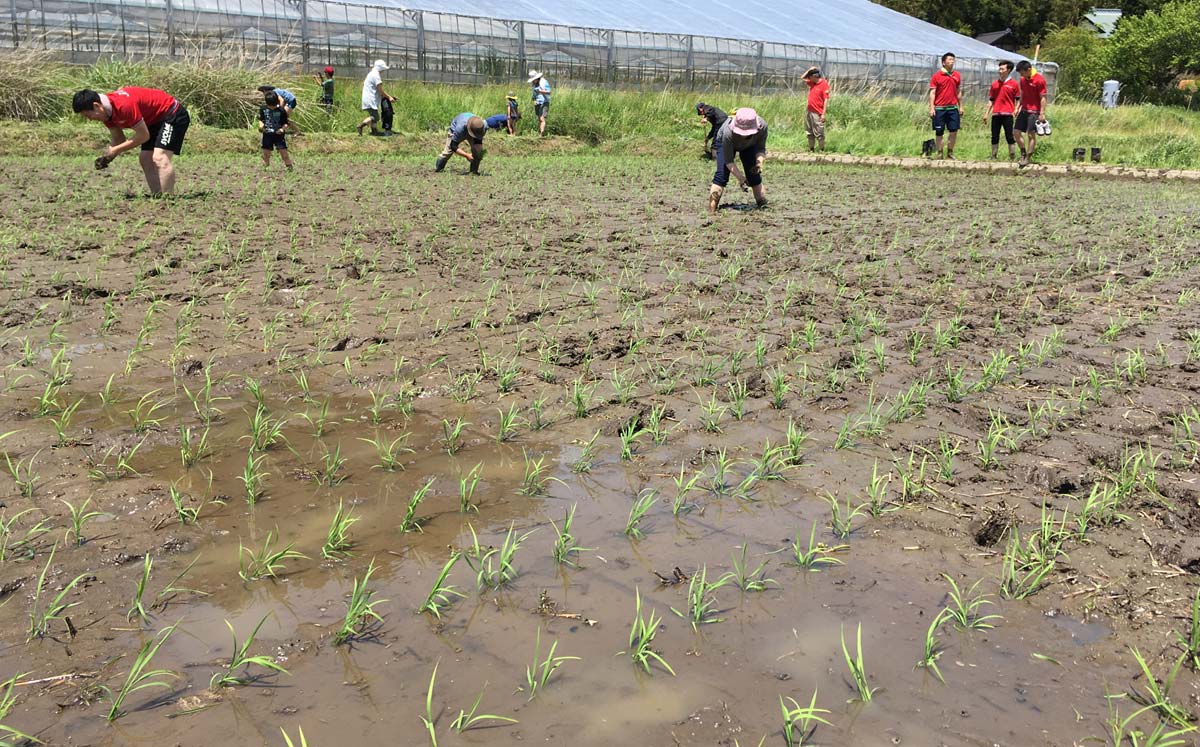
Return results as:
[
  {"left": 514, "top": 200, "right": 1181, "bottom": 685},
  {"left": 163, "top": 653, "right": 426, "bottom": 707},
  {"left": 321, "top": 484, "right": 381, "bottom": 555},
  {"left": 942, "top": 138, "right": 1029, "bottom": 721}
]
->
[
  {"left": 928, "top": 52, "right": 961, "bottom": 160},
  {"left": 73, "top": 87, "right": 191, "bottom": 195},
  {"left": 1014, "top": 60, "right": 1049, "bottom": 167},
  {"left": 803, "top": 67, "right": 831, "bottom": 152},
  {"left": 984, "top": 60, "right": 1021, "bottom": 161}
]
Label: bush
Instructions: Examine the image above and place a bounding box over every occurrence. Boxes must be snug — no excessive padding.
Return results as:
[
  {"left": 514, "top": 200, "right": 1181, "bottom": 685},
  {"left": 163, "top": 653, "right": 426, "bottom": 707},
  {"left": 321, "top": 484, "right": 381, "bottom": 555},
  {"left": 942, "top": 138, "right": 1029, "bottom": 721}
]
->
[
  {"left": 1104, "top": 0, "right": 1200, "bottom": 103},
  {"left": 0, "top": 51, "right": 68, "bottom": 120},
  {"left": 1036, "top": 26, "right": 1107, "bottom": 101}
]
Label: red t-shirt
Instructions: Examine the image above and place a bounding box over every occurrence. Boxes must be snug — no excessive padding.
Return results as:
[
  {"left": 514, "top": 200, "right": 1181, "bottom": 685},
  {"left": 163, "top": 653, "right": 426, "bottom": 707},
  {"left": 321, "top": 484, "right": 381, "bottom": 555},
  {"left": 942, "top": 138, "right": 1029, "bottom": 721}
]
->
[
  {"left": 106, "top": 87, "right": 178, "bottom": 129},
  {"left": 805, "top": 78, "right": 830, "bottom": 115},
  {"left": 1019, "top": 73, "right": 1047, "bottom": 112},
  {"left": 988, "top": 78, "right": 1020, "bottom": 115},
  {"left": 929, "top": 69, "right": 961, "bottom": 108}
]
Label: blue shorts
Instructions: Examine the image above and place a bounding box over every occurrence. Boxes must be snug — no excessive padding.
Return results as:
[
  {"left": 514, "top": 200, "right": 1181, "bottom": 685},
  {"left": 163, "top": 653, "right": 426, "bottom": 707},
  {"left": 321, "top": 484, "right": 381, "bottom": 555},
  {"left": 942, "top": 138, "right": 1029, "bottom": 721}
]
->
[{"left": 932, "top": 107, "right": 960, "bottom": 135}]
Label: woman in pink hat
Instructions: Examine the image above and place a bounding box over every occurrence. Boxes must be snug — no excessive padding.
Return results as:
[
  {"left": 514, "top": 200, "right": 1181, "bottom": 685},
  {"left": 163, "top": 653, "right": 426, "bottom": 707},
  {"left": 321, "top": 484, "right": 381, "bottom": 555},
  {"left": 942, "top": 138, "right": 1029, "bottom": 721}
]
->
[{"left": 709, "top": 107, "right": 768, "bottom": 214}]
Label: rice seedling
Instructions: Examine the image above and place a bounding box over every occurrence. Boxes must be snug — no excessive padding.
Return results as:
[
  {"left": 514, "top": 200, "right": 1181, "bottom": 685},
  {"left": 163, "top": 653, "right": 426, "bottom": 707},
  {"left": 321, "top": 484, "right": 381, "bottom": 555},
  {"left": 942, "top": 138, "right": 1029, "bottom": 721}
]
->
[
  {"left": 550, "top": 503, "right": 591, "bottom": 568},
  {"left": 825, "top": 493, "right": 868, "bottom": 539},
  {"left": 625, "top": 489, "right": 658, "bottom": 539},
  {"left": 102, "top": 622, "right": 179, "bottom": 721},
  {"left": 863, "top": 461, "right": 892, "bottom": 517},
  {"left": 466, "top": 522, "right": 535, "bottom": 589},
  {"left": 1176, "top": 589, "right": 1200, "bottom": 671},
  {"left": 280, "top": 727, "right": 311, "bottom": 747},
  {"left": 789, "top": 524, "right": 846, "bottom": 571},
  {"left": 943, "top": 364, "right": 968, "bottom": 403},
  {"left": 1171, "top": 407, "right": 1200, "bottom": 467},
  {"left": 238, "top": 530, "right": 306, "bottom": 581},
  {"left": 441, "top": 417, "right": 469, "bottom": 455},
  {"left": 1075, "top": 482, "right": 1129, "bottom": 538},
  {"left": 178, "top": 424, "right": 211, "bottom": 469},
  {"left": 0, "top": 671, "right": 38, "bottom": 746},
  {"left": 48, "top": 397, "right": 83, "bottom": 446},
  {"left": 976, "top": 349, "right": 1012, "bottom": 391},
  {"left": 725, "top": 377, "right": 749, "bottom": 420},
  {"left": 518, "top": 451, "right": 559, "bottom": 496},
  {"left": 315, "top": 443, "right": 348, "bottom": 487},
  {"left": 364, "top": 390, "right": 396, "bottom": 425},
  {"left": 60, "top": 496, "right": 104, "bottom": 546},
  {"left": 570, "top": 430, "right": 602, "bottom": 473},
  {"left": 784, "top": 419, "right": 808, "bottom": 465},
  {"left": 1102, "top": 695, "right": 1195, "bottom": 747},
  {"left": 417, "top": 553, "right": 466, "bottom": 619},
  {"left": 940, "top": 575, "right": 1001, "bottom": 630},
  {"left": 127, "top": 554, "right": 154, "bottom": 624},
  {"left": 322, "top": 500, "right": 358, "bottom": 559},
  {"left": 4, "top": 450, "right": 39, "bottom": 498},
  {"left": 399, "top": 478, "right": 435, "bottom": 532},
  {"left": 245, "top": 404, "right": 288, "bottom": 452},
  {"left": 671, "top": 565, "right": 732, "bottom": 629},
  {"left": 0, "top": 508, "right": 50, "bottom": 562},
  {"left": 916, "top": 608, "right": 952, "bottom": 682},
  {"left": 182, "top": 368, "right": 229, "bottom": 425},
  {"left": 780, "top": 689, "right": 832, "bottom": 747},
  {"left": 1129, "top": 648, "right": 1193, "bottom": 727},
  {"left": 671, "top": 465, "right": 702, "bottom": 516},
  {"left": 749, "top": 440, "right": 788, "bottom": 482},
  {"left": 525, "top": 628, "right": 579, "bottom": 700},
  {"left": 334, "top": 560, "right": 387, "bottom": 645},
  {"left": 610, "top": 368, "right": 637, "bottom": 404},
  {"left": 1113, "top": 444, "right": 1160, "bottom": 501},
  {"left": 623, "top": 589, "right": 675, "bottom": 676},
  {"left": 728, "top": 543, "right": 777, "bottom": 592},
  {"left": 569, "top": 376, "right": 597, "bottom": 418},
  {"left": 618, "top": 418, "right": 645, "bottom": 460},
  {"left": 458, "top": 462, "right": 483, "bottom": 513},
  {"left": 359, "top": 432, "right": 412, "bottom": 472},
  {"left": 834, "top": 413, "right": 863, "bottom": 450},
  {"left": 210, "top": 614, "right": 289, "bottom": 687},
  {"left": 33, "top": 380, "right": 63, "bottom": 417},
  {"left": 238, "top": 450, "right": 269, "bottom": 505},
  {"left": 494, "top": 403, "right": 523, "bottom": 442},
  {"left": 299, "top": 398, "right": 333, "bottom": 438},
  {"left": 125, "top": 390, "right": 171, "bottom": 434},
  {"left": 1118, "top": 348, "right": 1147, "bottom": 384},
  {"left": 527, "top": 396, "right": 550, "bottom": 430},
  {"left": 706, "top": 448, "right": 736, "bottom": 496},
  {"left": 840, "top": 623, "right": 874, "bottom": 702},
  {"left": 28, "top": 543, "right": 88, "bottom": 639},
  {"left": 976, "top": 410, "right": 1015, "bottom": 470},
  {"left": 999, "top": 529, "right": 1055, "bottom": 600},
  {"left": 697, "top": 390, "right": 727, "bottom": 433}
]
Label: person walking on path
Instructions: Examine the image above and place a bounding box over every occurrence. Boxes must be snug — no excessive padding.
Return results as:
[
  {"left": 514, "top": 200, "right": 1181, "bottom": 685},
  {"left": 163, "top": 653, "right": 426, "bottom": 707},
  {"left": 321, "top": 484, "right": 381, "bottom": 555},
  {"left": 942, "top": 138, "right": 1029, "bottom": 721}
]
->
[
  {"left": 435, "top": 113, "right": 487, "bottom": 174},
  {"left": 928, "top": 53, "right": 961, "bottom": 159},
  {"left": 709, "top": 108, "right": 768, "bottom": 214},
  {"left": 358, "top": 60, "right": 395, "bottom": 136},
  {"left": 695, "top": 102, "right": 727, "bottom": 158},
  {"left": 984, "top": 60, "right": 1020, "bottom": 160},
  {"left": 314, "top": 66, "right": 335, "bottom": 115},
  {"left": 1015, "top": 60, "right": 1049, "bottom": 167},
  {"left": 803, "top": 67, "right": 831, "bottom": 152},
  {"left": 73, "top": 86, "right": 190, "bottom": 195},
  {"left": 529, "top": 71, "right": 551, "bottom": 136}
]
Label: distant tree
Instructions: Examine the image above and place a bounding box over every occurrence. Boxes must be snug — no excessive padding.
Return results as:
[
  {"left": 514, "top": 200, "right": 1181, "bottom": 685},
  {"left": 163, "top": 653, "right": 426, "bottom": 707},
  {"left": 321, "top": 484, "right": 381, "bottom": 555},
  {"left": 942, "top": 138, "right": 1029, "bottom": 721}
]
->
[
  {"left": 878, "top": 0, "right": 1090, "bottom": 48},
  {"left": 1103, "top": 0, "right": 1200, "bottom": 101},
  {"left": 1033, "top": 26, "right": 1107, "bottom": 99}
]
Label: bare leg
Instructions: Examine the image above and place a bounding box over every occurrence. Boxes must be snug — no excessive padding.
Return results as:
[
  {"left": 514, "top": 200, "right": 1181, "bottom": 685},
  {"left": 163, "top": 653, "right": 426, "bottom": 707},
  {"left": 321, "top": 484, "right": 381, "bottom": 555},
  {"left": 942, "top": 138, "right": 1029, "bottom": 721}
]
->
[
  {"left": 153, "top": 149, "right": 176, "bottom": 194},
  {"left": 934, "top": 134, "right": 943, "bottom": 157},
  {"left": 946, "top": 131, "right": 958, "bottom": 157},
  {"left": 280, "top": 148, "right": 293, "bottom": 169},
  {"left": 262, "top": 149, "right": 271, "bottom": 167},
  {"left": 139, "top": 150, "right": 162, "bottom": 195},
  {"left": 538, "top": 115, "right": 546, "bottom": 136},
  {"left": 729, "top": 163, "right": 747, "bottom": 190},
  {"left": 1027, "top": 133, "right": 1038, "bottom": 159}
]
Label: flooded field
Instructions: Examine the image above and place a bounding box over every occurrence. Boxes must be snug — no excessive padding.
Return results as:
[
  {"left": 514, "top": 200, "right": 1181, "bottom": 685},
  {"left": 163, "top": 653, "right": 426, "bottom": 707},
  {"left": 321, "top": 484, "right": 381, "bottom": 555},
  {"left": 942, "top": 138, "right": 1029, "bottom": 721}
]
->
[{"left": 0, "top": 154, "right": 1197, "bottom": 746}]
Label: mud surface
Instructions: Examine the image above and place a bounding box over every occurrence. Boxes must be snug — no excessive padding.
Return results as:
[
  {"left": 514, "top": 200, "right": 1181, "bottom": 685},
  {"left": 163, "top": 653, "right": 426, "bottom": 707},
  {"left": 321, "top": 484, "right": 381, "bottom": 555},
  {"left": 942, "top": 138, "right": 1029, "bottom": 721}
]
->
[{"left": 0, "top": 155, "right": 1198, "bottom": 746}]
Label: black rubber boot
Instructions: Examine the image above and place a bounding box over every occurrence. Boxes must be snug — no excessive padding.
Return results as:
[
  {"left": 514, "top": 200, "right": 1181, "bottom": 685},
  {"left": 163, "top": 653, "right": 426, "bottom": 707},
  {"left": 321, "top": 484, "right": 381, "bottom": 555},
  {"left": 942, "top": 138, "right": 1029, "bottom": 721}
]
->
[{"left": 434, "top": 156, "right": 449, "bottom": 172}]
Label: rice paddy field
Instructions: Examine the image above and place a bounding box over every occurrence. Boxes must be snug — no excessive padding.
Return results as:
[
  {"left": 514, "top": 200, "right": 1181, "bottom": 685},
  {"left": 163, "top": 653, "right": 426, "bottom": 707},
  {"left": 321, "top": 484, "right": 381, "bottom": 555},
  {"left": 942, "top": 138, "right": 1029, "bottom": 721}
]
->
[{"left": 0, "top": 153, "right": 1198, "bottom": 746}]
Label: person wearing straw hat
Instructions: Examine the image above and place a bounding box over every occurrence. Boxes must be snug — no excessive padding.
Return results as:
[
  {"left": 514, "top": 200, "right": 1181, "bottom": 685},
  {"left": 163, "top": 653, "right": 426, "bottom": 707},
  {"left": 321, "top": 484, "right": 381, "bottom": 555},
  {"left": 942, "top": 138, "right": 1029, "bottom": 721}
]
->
[
  {"left": 528, "top": 70, "right": 551, "bottom": 136},
  {"left": 505, "top": 92, "right": 521, "bottom": 134},
  {"left": 435, "top": 113, "right": 488, "bottom": 174},
  {"left": 708, "top": 108, "right": 768, "bottom": 214},
  {"left": 358, "top": 60, "right": 395, "bottom": 136}
]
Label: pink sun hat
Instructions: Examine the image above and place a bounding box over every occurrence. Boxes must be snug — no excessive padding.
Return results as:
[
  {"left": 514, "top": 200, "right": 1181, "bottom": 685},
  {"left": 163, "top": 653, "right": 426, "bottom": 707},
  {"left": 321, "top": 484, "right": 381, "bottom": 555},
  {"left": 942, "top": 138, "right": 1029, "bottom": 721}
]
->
[{"left": 730, "top": 108, "right": 762, "bottom": 136}]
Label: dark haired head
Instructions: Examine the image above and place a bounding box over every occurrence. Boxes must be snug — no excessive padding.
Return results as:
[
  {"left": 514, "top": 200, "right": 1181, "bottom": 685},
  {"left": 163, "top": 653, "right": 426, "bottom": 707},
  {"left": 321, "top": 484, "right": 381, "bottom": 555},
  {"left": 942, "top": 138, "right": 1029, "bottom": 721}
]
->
[
  {"left": 941, "top": 52, "right": 955, "bottom": 63},
  {"left": 998, "top": 59, "right": 1013, "bottom": 71},
  {"left": 72, "top": 89, "right": 101, "bottom": 113},
  {"left": 696, "top": 102, "right": 706, "bottom": 114},
  {"left": 257, "top": 85, "right": 275, "bottom": 93},
  {"left": 265, "top": 92, "right": 280, "bottom": 106},
  {"left": 1015, "top": 60, "right": 1032, "bottom": 73}
]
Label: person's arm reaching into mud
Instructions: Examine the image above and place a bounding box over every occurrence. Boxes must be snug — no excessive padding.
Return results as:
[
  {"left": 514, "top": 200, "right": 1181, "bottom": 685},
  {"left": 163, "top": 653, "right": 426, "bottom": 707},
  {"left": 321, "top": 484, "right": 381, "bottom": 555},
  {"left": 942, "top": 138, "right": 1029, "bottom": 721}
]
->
[{"left": 103, "top": 119, "right": 150, "bottom": 161}]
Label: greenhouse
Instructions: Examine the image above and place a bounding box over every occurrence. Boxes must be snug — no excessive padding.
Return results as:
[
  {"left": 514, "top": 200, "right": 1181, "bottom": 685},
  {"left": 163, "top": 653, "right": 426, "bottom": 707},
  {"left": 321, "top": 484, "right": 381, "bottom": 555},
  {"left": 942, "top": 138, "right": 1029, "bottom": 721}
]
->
[{"left": 0, "top": 0, "right": 1056, "bottom": 96}]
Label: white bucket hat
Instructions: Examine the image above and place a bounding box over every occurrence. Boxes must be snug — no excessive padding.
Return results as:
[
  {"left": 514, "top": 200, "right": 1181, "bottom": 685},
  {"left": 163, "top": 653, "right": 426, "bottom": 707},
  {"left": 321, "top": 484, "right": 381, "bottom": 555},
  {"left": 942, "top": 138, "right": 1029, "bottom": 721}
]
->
[
  {"left": 527, "top": 70, "right": 543, "bottom": 83},
  {"left": 373, "top": 59, "right": 389, "bottom": 71}
]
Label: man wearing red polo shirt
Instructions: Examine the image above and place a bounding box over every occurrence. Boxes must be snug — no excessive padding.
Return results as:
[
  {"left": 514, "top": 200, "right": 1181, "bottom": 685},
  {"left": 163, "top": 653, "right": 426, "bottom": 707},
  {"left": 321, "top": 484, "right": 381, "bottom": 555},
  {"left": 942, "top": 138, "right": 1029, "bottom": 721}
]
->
[
  {"left": 928, "top": 52, "right": 961, "bottom": 160},
  {"left": 1015, "top": 60, "right": 1049, "bottom": 167},
  {"left": 803, "top": 66, "right": 831, "bottom": 152},
  {"left": 984, "top": 60, "right": 1021, "bottom": 160},
  {"left": 72, "top": 86, "right": 191, "bottom": 195}
]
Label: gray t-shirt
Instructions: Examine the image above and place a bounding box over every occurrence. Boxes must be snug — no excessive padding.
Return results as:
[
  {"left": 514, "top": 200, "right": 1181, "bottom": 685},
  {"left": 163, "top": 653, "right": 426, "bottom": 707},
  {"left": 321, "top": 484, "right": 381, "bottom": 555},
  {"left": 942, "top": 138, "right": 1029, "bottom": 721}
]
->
[{"left": 716, "top": 116, "right": 768, "bottom": 163}]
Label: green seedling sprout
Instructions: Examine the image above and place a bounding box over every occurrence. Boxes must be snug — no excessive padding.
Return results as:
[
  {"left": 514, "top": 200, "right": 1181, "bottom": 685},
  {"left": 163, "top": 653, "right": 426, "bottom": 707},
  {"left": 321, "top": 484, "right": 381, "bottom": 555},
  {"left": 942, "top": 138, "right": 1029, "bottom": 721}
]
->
[
  {"left": 549, "top": 503, "right": 591, "bottom": 567},
  {"left": 321, "top": 499, "right": 357, "bottom": 559},
  {"left": 238, "top": 529, "right": 306, "bottom": 581},
  {"left": 0, "top": 671, "right": 39, "bottom": 745},
  {"left": 359, "top": 432, "right": 412, "bottom": 472},
  {"left": 334, "top": 560, "right": 386, "bottom": 645},
  {"left": 780, "top": 689, "right": 831, "bottom": 747},
  {"left": 622, "top": 589, "right": 675, "bottom": 676},
  {"left": 28, "top": 543, "right": 88, "bottom": 640},
  {"left": 466, "top": 522, "right": 535, "bottom": 589},
  {"left": 210, "top": 614, "right": 290, "bottom": 687},
  {"left": 670, "top": 565, "right": 732, "bottom": 629},
  {"left": 570, "top": 431, "right": 602, "bottom": 473},
  {"left": 624, "top": 489, "right": 658, "bottom": 539},
  {"left": 61, "top": 496, "right": 104, "bottom": 546},
  {"left": 729, "top": 543, "right": 777, "bottom": 592},
  {"left": 103, "top": 622, "right": 179, "bottom": 721},
  {"left": 399, "top": 478, "right": 435, "bottom": 532},
  {"left": 789, "top": 524, "right": 845, "bottom": 571},
  {"left": 417, "top": 553, "right": 466, "bottom": 619},
  {"left": 916, "top": 608, "right": 952, "bottom": 683},
  {"left": 441, "top": 417, "right": 469, "bottom": 455},
  {"left": 940, "top": 574, "right": 1002, "bottom": 630},
  {"left": 840, "top": 623, "right": 874, "bottom": 702},
  {"left": 449, "top": 684, "right": 518, "bottom": 733},
  {"left": 525, "top": 628, "right": 579, "bottom": 700}
]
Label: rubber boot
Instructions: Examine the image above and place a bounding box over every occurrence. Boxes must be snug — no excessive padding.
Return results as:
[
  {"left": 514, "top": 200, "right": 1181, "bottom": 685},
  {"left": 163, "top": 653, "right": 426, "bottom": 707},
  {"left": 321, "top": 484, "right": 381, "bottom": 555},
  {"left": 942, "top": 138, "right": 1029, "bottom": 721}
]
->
[
  {"left": 752, "top": 184, "right": 767, "bottom": 208},
  {"left": 434, "top": 155, "right": 449, "bottom": 173},
  {"left": 708, "top": 184, "right": 723, "bottom": 214}
]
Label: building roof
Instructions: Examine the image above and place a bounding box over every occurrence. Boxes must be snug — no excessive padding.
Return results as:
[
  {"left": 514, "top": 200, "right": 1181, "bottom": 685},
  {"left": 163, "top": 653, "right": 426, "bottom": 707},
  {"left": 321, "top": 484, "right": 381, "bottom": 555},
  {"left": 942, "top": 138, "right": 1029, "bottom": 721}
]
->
[
  {"left": 374, "top": 0, "right": 1027, "bottom": 59},
  {"left": 974, "top": 28, "right": 1014, "bottom": 46},
  {"left": 1082, "top": 8, "right": 1122, "bottom": 37}
]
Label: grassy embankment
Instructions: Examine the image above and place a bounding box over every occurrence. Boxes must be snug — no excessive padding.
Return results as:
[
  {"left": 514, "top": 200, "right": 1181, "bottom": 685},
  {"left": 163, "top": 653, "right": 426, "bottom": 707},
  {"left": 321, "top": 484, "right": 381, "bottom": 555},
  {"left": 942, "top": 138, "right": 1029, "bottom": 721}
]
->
[{"left": 3, "top": 55, "right": 1200, "bottom": 168}]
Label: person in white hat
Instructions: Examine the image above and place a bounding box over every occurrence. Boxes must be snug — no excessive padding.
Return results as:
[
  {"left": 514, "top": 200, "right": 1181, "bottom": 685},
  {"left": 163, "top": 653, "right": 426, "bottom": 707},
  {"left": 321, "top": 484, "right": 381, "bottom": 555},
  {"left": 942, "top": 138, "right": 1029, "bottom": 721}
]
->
[
  {"left": 528, "top": 70, "right": 551, "bottom": 136},
  {"left": 709, "top": 107, "right": 768, "bottom": 214},
  {"left": 358, "top": 59, "right": 395, "bottom": 136}
]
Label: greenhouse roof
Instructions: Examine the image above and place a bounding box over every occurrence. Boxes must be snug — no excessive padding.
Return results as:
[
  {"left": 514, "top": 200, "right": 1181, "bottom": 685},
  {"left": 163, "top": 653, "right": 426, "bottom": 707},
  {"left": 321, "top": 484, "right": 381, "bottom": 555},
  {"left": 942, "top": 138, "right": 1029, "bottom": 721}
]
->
[{"left": 371, "top": 0, "right": 1024, "bottom": 59}]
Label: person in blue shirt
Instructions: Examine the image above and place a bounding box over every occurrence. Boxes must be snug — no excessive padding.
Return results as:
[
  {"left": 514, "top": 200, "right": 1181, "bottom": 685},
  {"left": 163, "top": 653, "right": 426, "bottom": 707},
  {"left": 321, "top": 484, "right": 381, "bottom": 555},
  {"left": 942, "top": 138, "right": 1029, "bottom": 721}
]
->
[
  {"left": 484, "top": 113, "right": 511, "bottom": 133},
  {"left": 435, "top": 113, "right": 487, "bottom": 174},
  {"left": 528, "top": 70, "right": 550, "bottom": 136}
]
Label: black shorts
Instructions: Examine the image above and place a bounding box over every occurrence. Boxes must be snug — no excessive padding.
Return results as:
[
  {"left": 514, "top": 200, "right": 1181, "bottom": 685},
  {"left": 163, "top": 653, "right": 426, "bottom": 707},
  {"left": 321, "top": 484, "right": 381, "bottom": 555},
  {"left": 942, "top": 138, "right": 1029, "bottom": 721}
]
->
[
  {"left": 261, "top": 132, "right": 288, "bottom": 150},
  {"left": 535, "top": 101, "right": 550, "bottom": 117},
  {"left": 1015, "top": 110, "right": 1040, "bottom": 134},
  {"left": 990, "top": 114, "right": 1015, "bottom": 145},
  {"left": 143, "top": 104, "right": 189, "bottom": 155}
]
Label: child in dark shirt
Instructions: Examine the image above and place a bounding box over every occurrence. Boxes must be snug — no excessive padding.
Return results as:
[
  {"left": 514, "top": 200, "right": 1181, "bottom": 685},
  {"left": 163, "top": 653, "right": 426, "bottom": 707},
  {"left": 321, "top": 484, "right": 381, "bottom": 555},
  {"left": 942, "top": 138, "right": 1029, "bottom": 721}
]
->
[{"left": 258, "top": 92, "right": 295, "bottom": 170}]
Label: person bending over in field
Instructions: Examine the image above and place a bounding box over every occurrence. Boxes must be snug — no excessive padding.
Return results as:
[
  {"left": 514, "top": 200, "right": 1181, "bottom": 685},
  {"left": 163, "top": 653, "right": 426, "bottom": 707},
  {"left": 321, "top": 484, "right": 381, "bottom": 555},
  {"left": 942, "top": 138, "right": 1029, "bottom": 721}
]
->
[
  {"left": 695, "top": 101, "right": 727, "bottom": 158},
  {"left": 709, "top": 108, "right": 767, "bottom": 214},
  {"left": 803, "top": 67, "right": 830, "bottom": 152},
  {"left": 1015, "top": 60, "right": 1049, "bottom": 168},
  {"left": 314, "top": 66, "right": 335, "bottom": 115},
  {"left": 484, "top": 113, "right": 514, "bottom": 134},
  {"left": 435, "top": 113, "right": 487, "bottom": 174},
  {"left": 928, "top": 52, "right": 961, "bottom": 159},
  {"left": 259, "top": 92, "right": 296, "bottom": 171},
  {"left": 984, "top": 60, "right": 1020, "bottom": 160},
  {"left": 73, "top": 87, "right": 191, "bottom": 196}
]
